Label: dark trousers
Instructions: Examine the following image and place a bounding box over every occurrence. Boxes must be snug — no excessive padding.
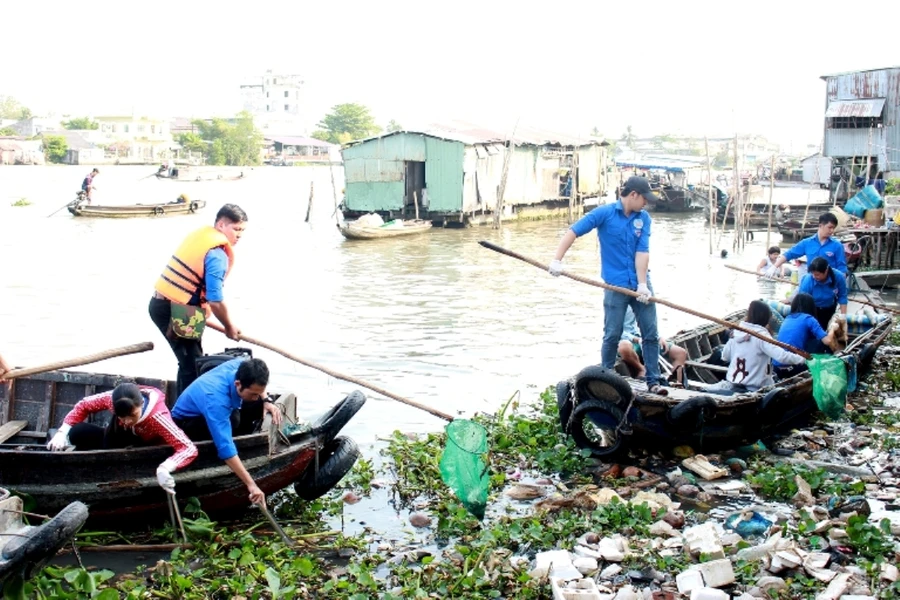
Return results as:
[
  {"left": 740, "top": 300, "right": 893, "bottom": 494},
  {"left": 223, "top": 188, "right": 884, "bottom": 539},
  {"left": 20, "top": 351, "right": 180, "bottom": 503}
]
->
[
  {"left": 68, "top": 420, "right": 148, "bottom": 451},
  {"left": 149, "top": 297, "right": 203, "bottom": 397},
  {"left": 174, "top": 402, "right": 265, "bottom": 442},
  {"left": 814, "top": 303, "right": 838, "bottom": 332}
]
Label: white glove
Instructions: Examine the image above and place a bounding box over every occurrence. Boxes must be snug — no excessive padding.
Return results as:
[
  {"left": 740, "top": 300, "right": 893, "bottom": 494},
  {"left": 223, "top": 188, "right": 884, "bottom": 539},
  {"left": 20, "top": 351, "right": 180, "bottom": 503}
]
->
[
  {"left": 763, "top": 265, "right": 780, "bottom": 279},
  {"left": 47, "top": 424, "right": 71, "bottom": 451},
  {"left": 156, "top": 465, "right": 176, "bottom": 494},
  {"left": 549, "top": 259, "right": 564, "bottom": 277},
  {"left": 636, "top": 283, "right": 652, "bottom": 304},
  {"left": 836, "top": 313, "right": 847, "bottom": 323}
]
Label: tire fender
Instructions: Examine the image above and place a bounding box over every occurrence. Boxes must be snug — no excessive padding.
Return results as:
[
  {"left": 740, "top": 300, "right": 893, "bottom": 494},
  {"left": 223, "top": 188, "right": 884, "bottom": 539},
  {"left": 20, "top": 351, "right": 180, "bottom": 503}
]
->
[
  {"left": 556, "top": 380, "right": 573, "bottom": 432},
  {"left": 573, "top": 365, "right": 634, "bottom": 407},
  {"left": 311, "top": 391, "right": 366, "bottom": 444},
  {"left": 189, "top": 201, "right": 199, "bottom": 213},
  {"left": 293, "top": 436, "right": 360, "bottom": 501},
  {"left": 667, "top": 396, "right": 718, "bottom": 427},
  {"left": 0, "top": 501, "right": 88, "bottom": 580},
  {"left": 568, "top": 399, "right": 628, "bottom": 458},
  {"left": 154, "top": 206, "right": 164, "bottom": 216}
]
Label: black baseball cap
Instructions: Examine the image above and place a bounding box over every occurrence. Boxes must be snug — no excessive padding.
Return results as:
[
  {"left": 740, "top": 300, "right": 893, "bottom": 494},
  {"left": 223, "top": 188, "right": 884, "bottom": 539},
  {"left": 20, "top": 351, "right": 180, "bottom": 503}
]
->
[{"left": 622, "top": 176, "right": 658, "bottom": 203}]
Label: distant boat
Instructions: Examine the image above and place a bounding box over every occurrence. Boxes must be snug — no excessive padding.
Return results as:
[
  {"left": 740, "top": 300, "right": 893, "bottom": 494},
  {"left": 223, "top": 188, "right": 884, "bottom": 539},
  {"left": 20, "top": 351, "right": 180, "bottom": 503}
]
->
[
  {"left": 153, "top": 167, "right": 245, "bottom": 182},
  {"left": 68, "top": 194, "right": 206, "bottom": 218},
  {"left": 338, "top": 218, "right": 433, "bottom": 240}
]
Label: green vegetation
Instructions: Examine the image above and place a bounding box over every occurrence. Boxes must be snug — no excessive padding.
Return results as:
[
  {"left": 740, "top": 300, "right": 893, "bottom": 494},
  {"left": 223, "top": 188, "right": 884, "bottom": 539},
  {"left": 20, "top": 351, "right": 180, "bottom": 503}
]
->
[
  {"left": 179, "top": 112, "right": 263, "bottom": 166},
  {"left": 0, "top": 127, "right": 16, "bottom": 136},
  {"left": 885, "top": 178, "right": 900, "bottom": 196},
  {"left": 10, "top": 198, "right": 31, "bottom": 207},
  {"left": 745, "top": 460, "right": 865, "bottom": 502},
  {"left": 42, "top": 135, "right": 68, "bottom": 164},
  {"left": 62, "top": 117, "right": 99, "bottom": 130},
  {"left": 0, "top": 96, "right": 31, "bottom": 120},
  {"left": 311, "top": 103, "right": 380, "bottom": 145},
  {"left": 385, "top": 120, "right": 403, "bottom": 133}
]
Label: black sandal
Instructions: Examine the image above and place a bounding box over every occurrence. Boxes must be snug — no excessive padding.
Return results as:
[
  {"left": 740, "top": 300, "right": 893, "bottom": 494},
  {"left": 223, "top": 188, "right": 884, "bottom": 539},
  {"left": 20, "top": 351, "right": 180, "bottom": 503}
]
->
[{"left": 648, "top": 384, "right": 669, "bottom": 396}]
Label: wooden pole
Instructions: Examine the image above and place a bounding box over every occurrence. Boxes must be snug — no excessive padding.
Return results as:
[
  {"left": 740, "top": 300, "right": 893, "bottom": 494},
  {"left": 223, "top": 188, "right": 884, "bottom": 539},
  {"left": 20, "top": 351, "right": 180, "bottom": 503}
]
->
[
  {"left": 705, "top": 136, "right": 714, "bottom": 254},
  {"left": 205, "top": 322, "right": 455, "bottom": 422},
  {"left": 2, "top": 342, "right": 154, "bottom": 380},
  {"left": 479, "top": 241, "right": 812, "bottom": 359},
  {"left": 732, "top": 133, "right": 742, "bottom": 251},
  {"left": 305, "top": 181, "right": 314, "bottom": 223},
  {"left": 413, "top": 191, "right": 419, "bottom": 221},
  {"left": 329, "top": 163, "right": 340, "bottom": 225},
  {"left": 767, "top": 154, "right": 775, "bottom": 249}
]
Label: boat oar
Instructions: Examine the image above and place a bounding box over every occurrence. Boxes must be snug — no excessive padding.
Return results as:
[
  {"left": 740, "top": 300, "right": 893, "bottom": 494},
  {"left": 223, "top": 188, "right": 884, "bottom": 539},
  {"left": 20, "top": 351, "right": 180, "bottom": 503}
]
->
[
  {"left": 47, "top": 199, "right": 76, "bottom": 218},
  {"left": 2, "top": 342, "right": 155, "bottom": 380},
  {"left": 204, "top": 322, "right": 454, "bottom": 421},
  {"left": 723, "top": 263, "right": 900, "bottom": 315},
  {"left": 478, "top": 241, "right": 812, "bottom": 360}
]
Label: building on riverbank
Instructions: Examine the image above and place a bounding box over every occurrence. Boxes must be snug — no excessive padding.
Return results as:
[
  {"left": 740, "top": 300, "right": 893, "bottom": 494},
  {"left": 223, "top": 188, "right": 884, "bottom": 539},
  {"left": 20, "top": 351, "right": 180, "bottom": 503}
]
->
[
  {"left": 340, "top": 123, "right": 610, "bottom": 226},
  {"left": 821, "top": 66, "right": 900, "bottom": 183},
  {"left": 262, "top": 135, "right": 340, "bottom": 165}
]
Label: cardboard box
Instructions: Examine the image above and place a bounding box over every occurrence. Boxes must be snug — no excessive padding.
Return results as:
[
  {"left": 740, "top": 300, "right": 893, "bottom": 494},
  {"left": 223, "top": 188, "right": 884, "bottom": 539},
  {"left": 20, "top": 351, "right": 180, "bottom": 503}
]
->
[{"left": 864, "top": 208, "right": 884, "bottom": 227}]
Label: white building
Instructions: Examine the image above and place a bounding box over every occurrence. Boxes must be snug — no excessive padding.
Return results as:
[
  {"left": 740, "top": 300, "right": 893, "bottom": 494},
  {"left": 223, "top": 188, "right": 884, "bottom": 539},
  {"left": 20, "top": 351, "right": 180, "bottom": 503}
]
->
[
  {"left": 93, "top": 116, "right": 175, "bottom": 160},
  {"left": 240, "top": 70, "right": 306, "bottom": 134}
]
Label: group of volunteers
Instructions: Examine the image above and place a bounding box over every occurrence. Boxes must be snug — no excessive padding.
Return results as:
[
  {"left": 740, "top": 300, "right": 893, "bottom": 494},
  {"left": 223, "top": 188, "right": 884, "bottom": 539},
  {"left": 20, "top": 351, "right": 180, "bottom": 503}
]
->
[{"left": 550, "top": 177, "right": 850, "bottom": 397}]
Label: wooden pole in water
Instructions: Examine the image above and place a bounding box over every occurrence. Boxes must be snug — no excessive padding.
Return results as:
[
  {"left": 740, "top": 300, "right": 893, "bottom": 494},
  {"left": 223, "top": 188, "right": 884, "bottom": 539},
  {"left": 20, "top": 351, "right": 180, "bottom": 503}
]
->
[
  {"left": 413, "top": 191, "right": 419, "bottom": 221},
  {"left": 305, "top": 181, "right": 314, "bottom": 223},
  {"left": 329, "top": 163, "right": 340, "bottom": 225},
  {"left": 705, "top": 136, "right": 714, "bottom": 254},
  {"left": 732, "top": 133, "right": 742, "bottom": 251},
  {"left": 767, "top": 154, "right": 775, "bottom": 249}
]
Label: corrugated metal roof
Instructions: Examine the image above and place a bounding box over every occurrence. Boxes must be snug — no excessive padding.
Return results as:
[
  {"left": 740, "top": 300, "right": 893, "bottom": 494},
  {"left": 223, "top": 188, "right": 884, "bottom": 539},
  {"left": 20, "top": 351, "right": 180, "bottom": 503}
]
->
[
  {"left": 824, "top": 98, "right": 886, "bottom": 118},
  {"left": 346, "top": 121, "right": 607, "bottom": 149},
  {"left": 614, "top": 157, "right": 705, "bottom": 172},
  {"left": 820, "top": 66, "right": 900, "bottom": 80}
]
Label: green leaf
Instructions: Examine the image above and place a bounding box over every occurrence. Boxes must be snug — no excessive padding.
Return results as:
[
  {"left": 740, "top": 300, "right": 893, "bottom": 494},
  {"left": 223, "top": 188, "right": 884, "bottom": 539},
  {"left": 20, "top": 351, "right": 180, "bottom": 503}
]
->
[
  {"left": 421, "top": 556, "right": 434, "bottom": 565},
  {"left": 295, "top": 557, "right": 314, "bottom": 577},
  {"left": 228, "top": 548, "right": 242, "bottom": 560},
  {"left": 95, "top": 589, "right": 120, "bottom": 600},
  {"left": 265, "top": 567, "right": 281, "bottom": 595}
]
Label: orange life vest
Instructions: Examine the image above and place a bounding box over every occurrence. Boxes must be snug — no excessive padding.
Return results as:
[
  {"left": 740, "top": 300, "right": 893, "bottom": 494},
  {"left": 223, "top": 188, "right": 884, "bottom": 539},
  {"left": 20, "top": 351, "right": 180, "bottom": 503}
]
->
[{"left": 154, "top": 226, "right": 234, "bottom": 306}]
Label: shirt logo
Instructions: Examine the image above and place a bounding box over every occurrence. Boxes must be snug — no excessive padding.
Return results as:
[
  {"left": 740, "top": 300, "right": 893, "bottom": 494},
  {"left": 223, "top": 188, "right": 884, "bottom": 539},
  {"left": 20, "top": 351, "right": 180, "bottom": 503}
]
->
[
  {"left": 633, "top": 219, "right": 644, "bottom": 237},
  {"left": 825, "top": 251, "right": 834, "bottom": 257}
]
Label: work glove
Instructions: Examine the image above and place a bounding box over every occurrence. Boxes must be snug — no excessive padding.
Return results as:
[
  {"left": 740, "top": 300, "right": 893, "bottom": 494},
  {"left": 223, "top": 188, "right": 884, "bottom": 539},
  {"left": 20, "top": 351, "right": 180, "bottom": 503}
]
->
[
  {"left": 157, "top": 465, "right": 176, "bottom": 494},
  {"left": 835, "top": 313, "right": 847, "bottom": 323},
  {"left": 548, "top": 259, "right": 564, "bottom": 277},
  {"left": 763, "top": 265, "right": 780, "bottom": 279},
  {"left": 636, "top": 283, "right": 652, "bottom": 304},
  {"left": 47, "top": 423, "right": 72, "bottom": 451}
]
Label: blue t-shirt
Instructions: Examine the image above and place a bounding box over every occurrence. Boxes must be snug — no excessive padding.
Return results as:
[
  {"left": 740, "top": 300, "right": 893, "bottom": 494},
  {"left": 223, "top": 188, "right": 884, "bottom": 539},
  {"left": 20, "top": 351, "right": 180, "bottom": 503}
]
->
[
  {"left": 784, "top": 235, "right": 847, "bottom": 276},
  {"left": 171, "top": 358, "right": 244, "bottom": 460},
  {"left": 570, "top": 200, "right": 652, "bottom": 288},
  {"left": 203, "top": 247, "right": 228, "bottom": 303},
  {"left": 798, "top": 271, "right": 848, "bottom": 308},
  {"left": 774, "top": 312, "right": 827, "bottom": 366}
]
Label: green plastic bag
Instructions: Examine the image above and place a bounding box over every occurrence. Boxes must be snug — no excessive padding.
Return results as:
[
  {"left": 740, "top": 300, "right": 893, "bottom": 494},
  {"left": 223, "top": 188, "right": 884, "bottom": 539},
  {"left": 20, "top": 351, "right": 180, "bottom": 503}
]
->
[
  {"left": 807, "top": 354, "right": 848, "bottom": 419},
  {"left": 439, "top": 420, "right": 489, "bottom": 520}
]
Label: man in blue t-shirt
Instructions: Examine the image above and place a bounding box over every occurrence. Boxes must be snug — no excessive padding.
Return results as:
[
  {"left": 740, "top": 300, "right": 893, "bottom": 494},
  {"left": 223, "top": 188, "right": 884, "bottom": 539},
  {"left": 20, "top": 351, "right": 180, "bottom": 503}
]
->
[
  {"left": 172, "top": 357, "right": 281, "bottom": 507},
  {"left": 766, "top": 212, "right": 846, "bottom": 278},
  {"left": 549, "top": 176, "right": 669, "bottom": 395}
]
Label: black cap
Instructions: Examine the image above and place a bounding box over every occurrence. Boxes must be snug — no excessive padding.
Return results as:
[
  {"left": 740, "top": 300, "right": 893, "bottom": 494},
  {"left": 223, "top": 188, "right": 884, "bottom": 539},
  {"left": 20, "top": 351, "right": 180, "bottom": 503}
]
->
[{"left": 621, "top": 176, "right": 658, "bottom": 203}]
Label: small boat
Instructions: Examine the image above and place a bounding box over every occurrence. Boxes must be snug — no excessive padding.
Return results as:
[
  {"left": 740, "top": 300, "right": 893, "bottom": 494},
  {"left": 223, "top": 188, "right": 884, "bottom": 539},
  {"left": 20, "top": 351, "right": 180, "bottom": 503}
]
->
[
  {"left": 0, "top": 487, "right": 88, "bottom": 585},
  {"left": 338, "top": 218, "right": 433, "bottom": 240},
  {"left": 0, "top": 349, "right": 365, "bottom": 524},
  {"left": 67, "top": 194, "right": 207, "bottom": 218},
  {"left": 154, "top": 168, "right": 245, "bottom": 182},
  {"left": 557, "top": 293, "right": 892, "bottom": 457}
]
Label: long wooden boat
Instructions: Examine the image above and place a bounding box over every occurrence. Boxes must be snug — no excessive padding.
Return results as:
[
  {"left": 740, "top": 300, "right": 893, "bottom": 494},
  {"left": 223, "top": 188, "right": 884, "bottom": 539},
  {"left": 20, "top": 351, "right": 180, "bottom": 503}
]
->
[
  {"left": 68, "top": 199, "right": 207, "bottom": 218},
  {"left": 0, "top": 351, "right": 365, "bottom": 523},
  {"left": 557, "top": 293, "right": 892, "bottom": 457},
  {"left": 154, "top": 170, "right": 246, "bottom": 182},
  {"left": 338, "top": 219, "right": 433, "bottom": 240}
]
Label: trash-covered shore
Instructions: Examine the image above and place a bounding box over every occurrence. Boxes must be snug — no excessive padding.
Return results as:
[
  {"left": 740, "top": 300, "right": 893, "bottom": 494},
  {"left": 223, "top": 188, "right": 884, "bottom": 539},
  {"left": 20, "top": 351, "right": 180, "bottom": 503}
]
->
[{"left": 17, "top": 340, "right": 900, "bottom": 599}]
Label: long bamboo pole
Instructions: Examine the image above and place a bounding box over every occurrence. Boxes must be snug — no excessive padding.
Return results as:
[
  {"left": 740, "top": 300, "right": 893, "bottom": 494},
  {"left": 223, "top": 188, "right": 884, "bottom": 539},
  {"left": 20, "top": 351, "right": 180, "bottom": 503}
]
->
[
  {"left": 2, "top": 342, "right": 154, "bottom": 380},
  {"left": 767, "top": 155, "right": 775, "bottom": 249},
  {"left": 705, "top": 136, "right": 714, "bottom": 253}
]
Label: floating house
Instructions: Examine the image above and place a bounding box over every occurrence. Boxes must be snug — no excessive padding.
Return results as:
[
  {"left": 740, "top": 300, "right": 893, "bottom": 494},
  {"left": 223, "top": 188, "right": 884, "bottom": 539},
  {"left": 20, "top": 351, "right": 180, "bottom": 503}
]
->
[{"left": 340, "top": 123, "right": 610, "bottom": 226}]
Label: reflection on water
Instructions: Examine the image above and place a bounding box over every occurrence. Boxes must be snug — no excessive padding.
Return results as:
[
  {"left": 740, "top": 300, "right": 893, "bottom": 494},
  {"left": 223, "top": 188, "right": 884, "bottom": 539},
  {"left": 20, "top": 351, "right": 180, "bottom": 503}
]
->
[{"left": 0, "top": 167, "right": 892, "bottom": 443}]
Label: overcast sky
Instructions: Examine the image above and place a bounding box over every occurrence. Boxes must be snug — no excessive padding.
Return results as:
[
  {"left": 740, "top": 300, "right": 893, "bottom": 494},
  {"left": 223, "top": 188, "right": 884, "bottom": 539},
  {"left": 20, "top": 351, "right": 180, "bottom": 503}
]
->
[{"left": 3, "top": 0, "right": 898, "bottom": 148}]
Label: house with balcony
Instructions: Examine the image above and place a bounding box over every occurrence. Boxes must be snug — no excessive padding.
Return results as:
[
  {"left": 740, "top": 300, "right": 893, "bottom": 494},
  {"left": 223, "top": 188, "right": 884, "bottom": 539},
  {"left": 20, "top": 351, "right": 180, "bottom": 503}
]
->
[{"left": 93, "top": 116, "right": 176, "bottom": 161}]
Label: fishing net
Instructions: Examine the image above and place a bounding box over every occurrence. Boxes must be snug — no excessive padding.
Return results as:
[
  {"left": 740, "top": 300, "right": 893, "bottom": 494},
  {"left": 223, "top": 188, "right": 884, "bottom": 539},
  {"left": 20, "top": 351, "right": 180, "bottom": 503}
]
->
[
  {"left": 808, "top": 354, "right": 848, "bottom": 419},
  {"left": 439, "top": 420, "right": 489, "bottom": 520}
]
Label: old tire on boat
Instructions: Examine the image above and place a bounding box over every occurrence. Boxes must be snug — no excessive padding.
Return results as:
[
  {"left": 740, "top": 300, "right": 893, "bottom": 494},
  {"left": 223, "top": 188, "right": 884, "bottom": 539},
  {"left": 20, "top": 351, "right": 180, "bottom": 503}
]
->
[
  {"left": 857, "top": 343, "right": 877, "bottom": 378},
  {"left": 154, "top": 206, "right": 164, "bottom": 216},
  {"left": 293, "top": 436, "right": 360, "bottom": 501},
  {"left": 758, "top": 387, "right": 789, "bottom": 421},
  {"left": 189, "top": 201, "right": 199, "bottom": 213},
  {"left": 568, "top": 399, "right": 628, "bottom": 458},
  {"left": 667, "top": 396, "right": 718, "bottom": 428},
  {"left": 311, "top": 391, "right": 366, "bottom": 444},
  {"left": 556, "top": 380, "right": 573, "bottom": 432},
  {"left": 573, "top": 365, "right": 633, "bottom": 408},
  {"left": 0, "top": 501, "right": 88, "bottom": 581}
]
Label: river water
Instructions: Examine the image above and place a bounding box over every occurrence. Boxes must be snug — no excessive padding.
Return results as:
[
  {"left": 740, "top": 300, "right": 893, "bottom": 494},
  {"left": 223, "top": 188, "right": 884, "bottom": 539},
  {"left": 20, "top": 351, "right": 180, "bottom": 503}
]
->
[{"left": 0, "top": 166, "right": 873, "bottom": 445}]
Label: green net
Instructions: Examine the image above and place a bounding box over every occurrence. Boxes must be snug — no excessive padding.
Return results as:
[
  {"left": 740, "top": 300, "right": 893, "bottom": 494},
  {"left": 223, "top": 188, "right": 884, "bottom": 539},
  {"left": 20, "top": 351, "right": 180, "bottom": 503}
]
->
[
  {"left": 807, "top": 354, "right": 848, "bottom": 420},
  {"left": 439, "top": 420, "right": 489, "bottom": 520}
]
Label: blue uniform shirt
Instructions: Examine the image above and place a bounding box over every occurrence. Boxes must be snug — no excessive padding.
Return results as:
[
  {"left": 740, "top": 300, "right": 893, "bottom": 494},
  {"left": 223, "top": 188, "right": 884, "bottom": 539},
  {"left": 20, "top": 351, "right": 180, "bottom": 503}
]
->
[
  {"left": 798, "top": 271, "right": 848, "bottom": 308},
  {"left": 203, "top": 247, "right": 228, "bottom": 303},
  {"left": 171, "top": 358, "right": 244, "bottom": 460},
  {"left": 784, "top": 235, "right": 847, "bottom": 276},
  {"left": 774, "top": 312, "right": 827, "bottom": 366},
  {"left": 570, "top": 200, "right": 652, "bottom": 288}
]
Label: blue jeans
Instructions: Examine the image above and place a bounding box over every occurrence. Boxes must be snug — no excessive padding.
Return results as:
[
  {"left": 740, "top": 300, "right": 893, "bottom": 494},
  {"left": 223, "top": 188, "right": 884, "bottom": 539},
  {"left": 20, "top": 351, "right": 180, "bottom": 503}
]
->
[{"left": 602, "top": 287, "right": 662, "bottom": 386}]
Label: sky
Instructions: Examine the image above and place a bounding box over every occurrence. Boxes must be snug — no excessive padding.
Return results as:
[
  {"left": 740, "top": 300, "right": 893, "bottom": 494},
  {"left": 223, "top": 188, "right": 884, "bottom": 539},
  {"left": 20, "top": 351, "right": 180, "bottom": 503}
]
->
[{"left": 3, "top": 0, "right": 899, "bottom": 150}]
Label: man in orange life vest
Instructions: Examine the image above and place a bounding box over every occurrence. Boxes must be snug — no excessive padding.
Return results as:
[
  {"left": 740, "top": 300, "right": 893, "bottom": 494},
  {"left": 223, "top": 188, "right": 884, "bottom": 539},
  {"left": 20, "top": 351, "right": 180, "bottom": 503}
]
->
[{"left": 149, "top": 204, "right": 247, "bottom": 395}]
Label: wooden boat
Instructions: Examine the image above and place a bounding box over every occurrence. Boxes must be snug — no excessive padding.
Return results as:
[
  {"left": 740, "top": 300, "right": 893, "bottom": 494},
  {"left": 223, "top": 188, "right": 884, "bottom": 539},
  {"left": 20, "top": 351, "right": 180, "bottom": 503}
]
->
[
  {"left": 0, "top": 350, "right": 365, "bottom": 524},
  {"left": 0, "top": 488, "right": 88, "bottom": 585},
  {"left": 338, "top": 218, "right": 433, "bottom": 240},
  {"left": 68, "top": 196, "right": 207, "bottom": 218},
  {"left": 557, "top": 294, "right": 892, "bottom": 457},
  {"left": 154, "top": 169, "right": 245, "bottom": 182}
]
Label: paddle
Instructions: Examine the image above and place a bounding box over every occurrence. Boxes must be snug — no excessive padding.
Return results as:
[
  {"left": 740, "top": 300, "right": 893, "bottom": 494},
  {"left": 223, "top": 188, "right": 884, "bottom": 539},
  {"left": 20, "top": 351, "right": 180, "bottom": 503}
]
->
[
  {"left": 724, "top": 263, "right": 900, "bottom": 316},
  {"left": 1, "top": 342, "right": 155, "bottom": 381},
  {"left": 478, "top": 241, "right": 812, "bottom": 360}
]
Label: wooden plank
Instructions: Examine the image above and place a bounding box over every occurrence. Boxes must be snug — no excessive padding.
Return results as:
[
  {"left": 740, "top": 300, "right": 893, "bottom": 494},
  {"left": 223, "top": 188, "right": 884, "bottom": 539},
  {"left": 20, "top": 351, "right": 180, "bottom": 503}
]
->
[{"left": 0, "top": 420, "right": 28, "bottom": 444}]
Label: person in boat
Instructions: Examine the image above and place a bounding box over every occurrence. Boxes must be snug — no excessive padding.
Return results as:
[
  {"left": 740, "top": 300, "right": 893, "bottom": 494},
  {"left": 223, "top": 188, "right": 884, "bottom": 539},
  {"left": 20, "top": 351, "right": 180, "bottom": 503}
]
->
[
  {"left": 549, "top": 176, "right": 669, "bottom": 396},
  {"left": 765, "top": 212, "right": 846, "bottom": 278},
  {"left": 617, "top": 306, "right": 689, "bottom": 386},
  {"left": 773, "top": 292, "right": 839, "bottom": 379},
  {"left": 171, "top": 357, "right": 282, "bottom": 506},
  {"left": 705, "top": 300, "right": 806, "bottom": 395},
  {"left": 81, "top": 168, "right": 99, "bottom": 204},
  {"left": 149, "top": 204, "right": 248, "bottom": 396},
  {"left": 757, "top": 246, "right": 792, "bottom": 278},
  {"left": 46, "top": 383, "right": 198, "bottom": 494},
  {"left": 798, "top": 257, "right": 848, "bottom": 331},
  {"left": 0, "top": 353, "right": 10, "bottom": 384}
]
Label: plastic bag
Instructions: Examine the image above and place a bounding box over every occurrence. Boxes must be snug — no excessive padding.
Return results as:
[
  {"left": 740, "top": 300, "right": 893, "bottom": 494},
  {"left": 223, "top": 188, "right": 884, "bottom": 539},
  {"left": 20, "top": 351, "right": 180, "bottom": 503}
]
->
[
  {"left": 439, "top": 420, "right": 489, "bottom": 520},
  {"left": 807, "top": 354, "right": 848, "bottom": 419}
]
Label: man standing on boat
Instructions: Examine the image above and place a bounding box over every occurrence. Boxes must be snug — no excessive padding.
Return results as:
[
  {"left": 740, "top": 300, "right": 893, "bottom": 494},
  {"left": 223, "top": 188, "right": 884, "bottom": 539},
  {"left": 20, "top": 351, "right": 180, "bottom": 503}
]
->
[
  {"left": 171, "top": 357, "right": 281, "bottom": 506},
  {"left": 149, "top": 204, "right": 247, "bottom": 396},
  {"left": 81, "top": 168, "right": 99, "bottom": 204},
  {"left": 549, "top": 176, "right": 669, "bottom": 395},
  {"left": 765, "top": 213, "right": 847, "bottom": 278}
]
